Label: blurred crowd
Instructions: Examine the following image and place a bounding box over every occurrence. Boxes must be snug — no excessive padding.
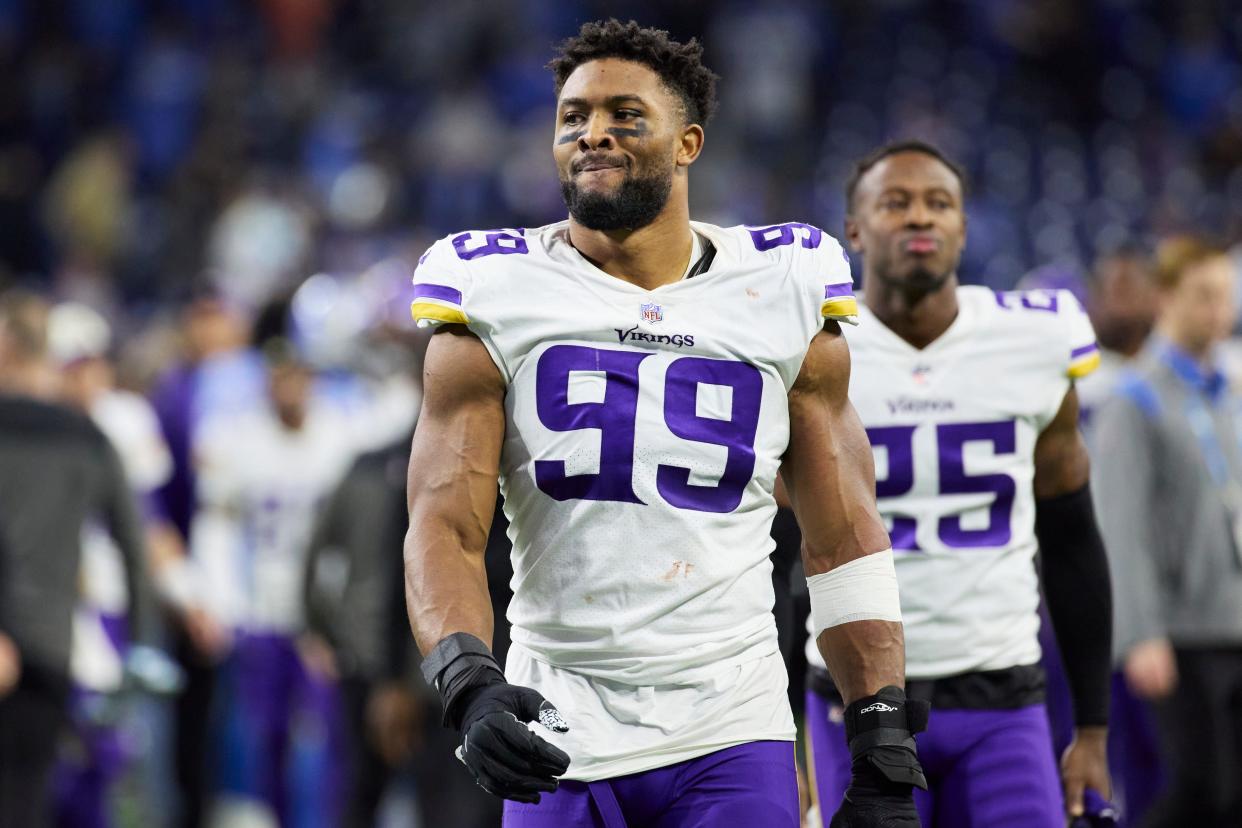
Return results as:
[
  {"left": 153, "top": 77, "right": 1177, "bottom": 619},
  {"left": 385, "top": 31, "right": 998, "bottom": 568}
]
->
[{"left": 1, "top": 0, "right": 1242, "bottom": 827}]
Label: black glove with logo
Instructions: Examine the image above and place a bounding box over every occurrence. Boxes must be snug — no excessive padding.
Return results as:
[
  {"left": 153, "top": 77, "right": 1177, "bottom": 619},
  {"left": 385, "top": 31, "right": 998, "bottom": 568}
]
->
[
  {"left": 422, "top": 633, "right": 571, "bottom": 803},
  {"left": 829, "top": 686, "right": 929, "bottom": 828}
]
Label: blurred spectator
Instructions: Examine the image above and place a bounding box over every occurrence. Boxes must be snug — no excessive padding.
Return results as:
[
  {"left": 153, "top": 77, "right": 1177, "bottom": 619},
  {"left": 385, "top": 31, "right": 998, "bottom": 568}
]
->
[
  {"left": 0, "top": 290, "right": 156, "bottom": 828},
  {"left": 149, "top": 295, "right": 265, "bottom": 828},
  {"left": 1078, "top": 244, "right": 1160, "bottom": 425},
  {"left": 1069, "top": 246, "right": 1166, "bottom": 826},
  {"left": 302, "top": 432, "right": 420, "bottom": 827},
  {"left": 46, "top": 302, "right": 225, "bottom": 828},
  {"left": 1092, "top": 237, "right": 1242, "bottom": 826},
  {"left": 190, "top": 338, "right": 414, "bottom": 826}
]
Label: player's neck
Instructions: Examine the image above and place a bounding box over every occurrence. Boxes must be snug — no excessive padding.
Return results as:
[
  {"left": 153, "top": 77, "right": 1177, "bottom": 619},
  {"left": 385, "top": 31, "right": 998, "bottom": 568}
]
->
[
  {"left": 568, "top": 202, "right": 694, "bottom": 292},
  {"left": 864, "top": 276, "right": 960, "bottom": 350}
]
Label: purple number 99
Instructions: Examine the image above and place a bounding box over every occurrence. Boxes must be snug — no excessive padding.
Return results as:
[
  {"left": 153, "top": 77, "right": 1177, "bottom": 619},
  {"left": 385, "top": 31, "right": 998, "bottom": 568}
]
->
[{"left": 534, "top": 347, "right": 763, "bottom": 513}]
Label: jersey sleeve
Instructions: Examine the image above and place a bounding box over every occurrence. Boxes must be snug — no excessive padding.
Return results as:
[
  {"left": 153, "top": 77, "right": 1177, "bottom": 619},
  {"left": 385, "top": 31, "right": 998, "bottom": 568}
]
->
[
  {"left": 410, "top": 229, "right": 527, "bottom": 384},
  {"left": 409, "top": 234, "right": 474, "bottom": 329},
  {"left": 816, "top": 234, "right": 859, "bottom": 326},
  {"left": 750, "top": 221, "right": 858, "bottom": 328},
  {"left": 1057, "top": 290, "right": 1101, "bottom": 379}
]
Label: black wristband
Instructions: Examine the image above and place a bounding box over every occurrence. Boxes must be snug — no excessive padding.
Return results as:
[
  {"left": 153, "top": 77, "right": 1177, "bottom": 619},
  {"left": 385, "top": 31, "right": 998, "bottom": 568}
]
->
[
  {"left": 843, "top": 685, "right": 929, "bottom": 757},
  {"left": 420, "top": 632, "right": 506, "bottom": 729},
  {"left": 1035, "top": 483, "right": 1113, "bottom": 727},
  {"left": 843, "top": 686, "right": 929, "bottom": 790}
]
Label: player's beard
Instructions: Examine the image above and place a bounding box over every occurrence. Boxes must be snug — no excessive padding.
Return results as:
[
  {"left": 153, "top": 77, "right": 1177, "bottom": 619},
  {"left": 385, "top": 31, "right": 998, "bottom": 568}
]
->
[
  {"left": 875, "top": 248, "right": 958, "bottom": 297},
  {"left": 899, "top": 265, "right": 954, "bottom": 294},
  {"left": 560, "top": 166, "right": 673, "bottom": 231}
]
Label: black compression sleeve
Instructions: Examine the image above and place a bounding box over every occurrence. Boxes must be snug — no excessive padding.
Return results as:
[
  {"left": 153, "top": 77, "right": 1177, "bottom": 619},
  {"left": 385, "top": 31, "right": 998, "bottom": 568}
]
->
[{"left": 1035, "top": 483, "right": 1113, "bottom": 727}]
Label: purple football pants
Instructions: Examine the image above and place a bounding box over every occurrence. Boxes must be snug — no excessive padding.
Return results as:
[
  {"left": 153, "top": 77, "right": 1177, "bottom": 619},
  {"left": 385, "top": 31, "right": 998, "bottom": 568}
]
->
[
  {"left": 220, "top": 632, "right": 343, "bottom": 828},
  {"left": 806, "top": 689, "right": 1063, "bottom": 827},
  {"left": 502, "top": 741, "right": 798, "bottom": 827}
]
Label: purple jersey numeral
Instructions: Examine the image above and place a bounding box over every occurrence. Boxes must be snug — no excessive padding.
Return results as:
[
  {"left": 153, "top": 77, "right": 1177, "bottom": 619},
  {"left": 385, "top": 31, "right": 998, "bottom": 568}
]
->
[
  {"left": 532, "top": 347, "right": 764, "bottom": 513},
  {"left": 936, "top": 421, "right": 1017, "bottom": 548},
  {"left": 657, "top": 358, "right": 764, "bottom": 513},
  {"left": 748, "top": 222, "right": 823, "bottom": 251},
  {"left": 995, "top": 290, "right": 1059, "bottom": 313},
  {"left": 451, "top": 229, "right": 529, "bottom": 260},
  {"left": 866, "top": 420, "right": 1017, "bottom": 550},
  {"left": 534, "top": 345, "right": 649, "bottom": 503},
  {"left": 867, "top": 425, "right": 920, "bottom": 551}
]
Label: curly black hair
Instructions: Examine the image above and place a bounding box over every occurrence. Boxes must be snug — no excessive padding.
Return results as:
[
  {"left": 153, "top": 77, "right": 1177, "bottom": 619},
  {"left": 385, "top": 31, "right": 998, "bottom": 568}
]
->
[
  {"left": 547, "top": 19, "right": 719, "bottom": 126},
  {"left": 845, "top": 140, "right": 968, "bottom": 213}
]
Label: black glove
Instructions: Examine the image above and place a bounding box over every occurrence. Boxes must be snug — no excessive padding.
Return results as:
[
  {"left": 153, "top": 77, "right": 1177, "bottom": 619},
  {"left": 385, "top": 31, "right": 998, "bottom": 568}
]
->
[
  {"left": 455, "top": 679, "right": 571, "bottom": 803},
  {"left": 422, "top": 633, "right": 571, "bottom": 803},
  {"left": 829, "top": 686, "right": 929, "bottom": 828}
]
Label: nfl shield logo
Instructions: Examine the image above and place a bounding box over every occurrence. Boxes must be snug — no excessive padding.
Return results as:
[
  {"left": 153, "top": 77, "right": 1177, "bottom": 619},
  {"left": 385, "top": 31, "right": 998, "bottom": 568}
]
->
[{"left": 640, "top": 302, "right": 663, "bottom": 324}]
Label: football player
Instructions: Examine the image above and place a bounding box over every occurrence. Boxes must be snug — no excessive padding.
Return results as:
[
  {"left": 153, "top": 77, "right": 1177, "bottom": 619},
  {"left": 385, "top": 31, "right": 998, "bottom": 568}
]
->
[
  {"left": 803, "top": 141, "right": 1114, "bottom": 827},
  {"left": 405, "top": 19, "right": 926, "bottom": 828}
]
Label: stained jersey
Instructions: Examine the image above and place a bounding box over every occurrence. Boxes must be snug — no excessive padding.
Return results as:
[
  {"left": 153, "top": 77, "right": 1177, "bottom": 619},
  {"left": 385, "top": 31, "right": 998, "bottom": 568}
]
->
[
  {"left": 806, "top": 285, "right": 1099, "bottom": 680},
  {"left": 412, "top": 219, "right": 856, "bottom": 780}
]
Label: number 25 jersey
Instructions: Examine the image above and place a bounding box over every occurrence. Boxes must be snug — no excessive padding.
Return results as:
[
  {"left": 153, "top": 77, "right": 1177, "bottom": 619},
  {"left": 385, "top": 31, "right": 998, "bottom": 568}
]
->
[
  {"left": 806, "top": 285, "right": 1100, "bottom": 680},
  {"left": 412, "top": 220, "right": 854, "bottom": 685}
]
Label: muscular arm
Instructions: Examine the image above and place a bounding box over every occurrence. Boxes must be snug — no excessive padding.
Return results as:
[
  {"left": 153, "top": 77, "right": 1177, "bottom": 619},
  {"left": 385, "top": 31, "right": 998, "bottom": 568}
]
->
[
  {"left": 781, "top": 324, "right": 904, "bottom": 704},
  {"left": 1033, "top": 386, "right": 1113, "bottom": 812},
  {"left": 1032, "top": 386, "right": 1091, "bottom": 498},
  {"left": 404, "top": 325, "right": 506, "bottom": 655}
]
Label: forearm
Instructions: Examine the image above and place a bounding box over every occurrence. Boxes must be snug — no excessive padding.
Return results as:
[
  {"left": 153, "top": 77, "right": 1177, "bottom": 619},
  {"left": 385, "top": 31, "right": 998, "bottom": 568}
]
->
[
  {"left": 796, "top": 458, "right": 905, "bottom": 704},
  {"left": 1037, "top": 484, "right": 1113, "bottom": 726},
  {"left": 818, "top": 618, "right": 906, "bottom": 704},
  {"left": 785, "top": 327, "right": 906, "bottom": 703},
  {"left": 404, "top": 325, "right": 506, "bottom": 656},
  {"left": 404, "top": 518, "right": 494, "bottom": 654}
]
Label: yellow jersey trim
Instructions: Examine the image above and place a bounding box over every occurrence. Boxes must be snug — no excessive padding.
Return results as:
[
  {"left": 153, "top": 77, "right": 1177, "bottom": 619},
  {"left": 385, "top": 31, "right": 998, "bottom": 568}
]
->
[
  {"left": 821, "top": 297, "right": 860, "bottom": 319},
  {"left": 1067, "top": 352, "right": 1101, "bottom": 379},
  {"left": 410, "top": 301, "right": 469, "bottom": 326}
]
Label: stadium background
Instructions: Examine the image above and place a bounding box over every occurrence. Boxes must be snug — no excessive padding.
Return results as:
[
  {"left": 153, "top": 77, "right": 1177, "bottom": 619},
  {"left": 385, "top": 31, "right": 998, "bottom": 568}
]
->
[{"left": 2, "top": 1, "right": 1241, "bottom": 827}]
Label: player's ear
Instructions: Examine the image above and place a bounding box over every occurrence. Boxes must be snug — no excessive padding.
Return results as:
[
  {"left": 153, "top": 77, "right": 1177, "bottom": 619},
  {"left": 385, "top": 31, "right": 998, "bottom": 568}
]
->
[
  {"left": 676, "top": 124, "right": 704, "bottom": 167},
  {"left": 844, "top": 214, "right": 863, "bottom": 253}
]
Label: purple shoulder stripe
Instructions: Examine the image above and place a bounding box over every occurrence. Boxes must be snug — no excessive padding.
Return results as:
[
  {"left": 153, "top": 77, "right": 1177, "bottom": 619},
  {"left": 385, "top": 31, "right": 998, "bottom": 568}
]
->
[
  {"left": 824, "top": 283, "right": 855, "bottom": 299},
  {"left": 412, "top": 283, "right": 463, "bottom": 305},
  {"left": 1071, "top": 342, "right": 1099, "bottom": 359}
]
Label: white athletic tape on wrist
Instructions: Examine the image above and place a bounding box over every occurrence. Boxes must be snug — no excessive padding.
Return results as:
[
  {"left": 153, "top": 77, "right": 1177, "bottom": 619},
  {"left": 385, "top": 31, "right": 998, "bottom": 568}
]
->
[{"left": 807, "top": 548, "right": 902, "bottom": 637}]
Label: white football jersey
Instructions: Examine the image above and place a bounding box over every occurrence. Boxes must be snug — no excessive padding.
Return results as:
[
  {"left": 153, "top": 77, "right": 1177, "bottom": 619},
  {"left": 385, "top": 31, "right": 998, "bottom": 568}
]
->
[
  {"left": 191, "top": 386, "right": 415, "bottom": 633},
  {"left": 806, "top": 285, "right": 1099, "bottom": 680},
  {"left": 412, "top": 219, "right": 857, "bottom": 779}
]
